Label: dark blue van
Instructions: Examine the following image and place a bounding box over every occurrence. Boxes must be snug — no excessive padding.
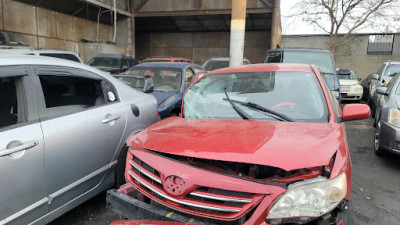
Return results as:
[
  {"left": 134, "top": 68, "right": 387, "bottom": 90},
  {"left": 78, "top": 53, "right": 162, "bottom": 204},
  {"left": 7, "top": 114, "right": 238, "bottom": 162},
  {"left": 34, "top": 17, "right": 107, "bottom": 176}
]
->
[{"left": 263, "top": 48, "right": 341, "bottom": 103}]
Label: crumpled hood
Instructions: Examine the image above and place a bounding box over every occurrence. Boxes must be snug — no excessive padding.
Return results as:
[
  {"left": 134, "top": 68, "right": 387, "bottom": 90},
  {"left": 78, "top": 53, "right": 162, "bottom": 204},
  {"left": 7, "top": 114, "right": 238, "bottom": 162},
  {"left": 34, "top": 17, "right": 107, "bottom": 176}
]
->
[
  {"left": 127, "top": 118, "right": 342, "bottom": 171},
  {"left": 152, "top": 91, "right": 178, "bottom": 106},
  {"left": 339, "top": 80, "right": 359, "bottom": 86}
]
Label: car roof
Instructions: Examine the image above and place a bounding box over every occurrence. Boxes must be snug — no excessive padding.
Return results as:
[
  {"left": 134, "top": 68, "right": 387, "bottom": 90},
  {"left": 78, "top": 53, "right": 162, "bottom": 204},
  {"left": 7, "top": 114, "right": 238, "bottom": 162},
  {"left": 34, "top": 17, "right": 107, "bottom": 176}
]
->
[
  {"left": 94, "top": 53, "right": 132, "bottom": 58},
  {"left": 206, "top": 63, "right": 314, "bottom": 75},
  {"left": 267, "top": 48, "right": 332, "bottom": 53},
  {"left": 143, "top": 57, "right": 191, "bottom": 61},
  {"left": 384, "top": 61, "right": 400, "bottom": 65},
  {"left": 0, "top": 48, "right": 80, "bottom": 55},
  {"left": 207, "top": 57, "right": 250, "bottom": 62},
  {"left": 133, "top": 62, "right": 195, "bottom": 68},
  {"left": 0, "top": 55, "right": 107, "bottom": 75}
]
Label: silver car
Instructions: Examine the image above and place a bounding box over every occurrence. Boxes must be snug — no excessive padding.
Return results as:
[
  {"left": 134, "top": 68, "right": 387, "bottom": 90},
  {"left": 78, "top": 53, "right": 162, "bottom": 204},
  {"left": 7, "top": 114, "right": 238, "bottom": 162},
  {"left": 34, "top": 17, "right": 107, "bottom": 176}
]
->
[
  {"left": 374, "top": 72, "right": 400, "bottom": 156},
  {"left": 0, "top": 56, "right": 158, "bottom": 224}
]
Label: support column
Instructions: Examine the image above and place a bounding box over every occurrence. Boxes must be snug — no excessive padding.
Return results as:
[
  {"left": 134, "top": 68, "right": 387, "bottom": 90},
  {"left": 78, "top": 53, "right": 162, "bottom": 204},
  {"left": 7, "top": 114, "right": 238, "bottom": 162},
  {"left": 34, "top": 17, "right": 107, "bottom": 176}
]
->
[
  {"left": 229, "top": 0, "right": 247, "bottom": 67},
  {"left": 130, "top": 0, "right": 135, "bottom": 56},
  {"left": 270, "top": 0, "right": 281, "bottom": 49}
]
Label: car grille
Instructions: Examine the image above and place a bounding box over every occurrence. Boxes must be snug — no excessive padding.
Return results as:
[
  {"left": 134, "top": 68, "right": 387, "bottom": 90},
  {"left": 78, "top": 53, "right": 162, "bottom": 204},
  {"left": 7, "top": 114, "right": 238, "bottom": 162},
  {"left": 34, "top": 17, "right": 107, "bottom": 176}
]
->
[
  {"left": 127, "top": 153, "right": 264, "bottom": 221},
  {"left": 340, "top": 85, "right": 350, "bottom": 92}
]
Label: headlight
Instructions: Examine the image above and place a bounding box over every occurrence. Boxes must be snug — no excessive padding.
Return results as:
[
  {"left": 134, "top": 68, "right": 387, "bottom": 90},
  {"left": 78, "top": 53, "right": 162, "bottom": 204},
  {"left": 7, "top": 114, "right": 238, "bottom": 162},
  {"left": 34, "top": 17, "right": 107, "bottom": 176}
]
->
[
  {"left": 352, "top": 85, "right": 363, "bottom": 92},
  {"left": 266, "top": 173, "right": 347, "bottom": 222},
  {"left": 388, "top": 108, "right": 400, "bottom": 127},
  {"left": 331, "top": 90, "right": 339, "bottom": 98},
  {"left": 159, "top": 95, "right": 178, "bottom": 108}
]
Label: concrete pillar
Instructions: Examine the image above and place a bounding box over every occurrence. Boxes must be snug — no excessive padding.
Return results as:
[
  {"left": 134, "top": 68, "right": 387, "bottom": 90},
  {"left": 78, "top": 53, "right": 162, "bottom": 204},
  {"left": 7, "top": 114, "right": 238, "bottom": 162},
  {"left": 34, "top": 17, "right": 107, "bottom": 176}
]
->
[
  {"left": 270, "top": 0, "right": 281, "bottom": 49},
  {"left": 229, "top": 0, "right": 247, "bottom": 67},
  {"left": 130, "top": 0, "right": 135, "bottom": 56}
]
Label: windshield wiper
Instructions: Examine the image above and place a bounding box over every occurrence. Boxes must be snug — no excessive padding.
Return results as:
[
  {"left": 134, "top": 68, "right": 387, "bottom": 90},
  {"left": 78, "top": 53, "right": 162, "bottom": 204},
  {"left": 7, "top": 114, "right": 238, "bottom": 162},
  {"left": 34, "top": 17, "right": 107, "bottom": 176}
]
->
[
  {"left": 223, "top": 98, "right": 294, "bottom": 122},
  {"left": 223, "top": 88, "right": 252, "bottom": 120}
]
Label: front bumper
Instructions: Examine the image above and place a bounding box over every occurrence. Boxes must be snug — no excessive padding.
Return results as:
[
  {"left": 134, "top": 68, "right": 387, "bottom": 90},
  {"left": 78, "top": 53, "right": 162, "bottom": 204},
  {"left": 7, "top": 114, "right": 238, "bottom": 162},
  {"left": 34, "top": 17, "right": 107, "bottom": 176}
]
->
[
  {"left": 340, "top": 91, "right": 362, "bottom": 100},
  {"left": 379, "top": 121, "right": 400, "bottom": 154},
  {"left": 107, "top": 185, "right": 351, "bottom": 225}
]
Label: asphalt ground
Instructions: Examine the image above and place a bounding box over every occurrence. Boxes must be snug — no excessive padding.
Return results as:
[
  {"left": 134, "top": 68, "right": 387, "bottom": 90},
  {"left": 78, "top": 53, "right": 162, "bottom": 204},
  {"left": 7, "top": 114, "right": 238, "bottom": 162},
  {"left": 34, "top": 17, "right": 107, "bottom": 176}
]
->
[{"left": 50, "top": 113, "right": 400, "bottom": 225}]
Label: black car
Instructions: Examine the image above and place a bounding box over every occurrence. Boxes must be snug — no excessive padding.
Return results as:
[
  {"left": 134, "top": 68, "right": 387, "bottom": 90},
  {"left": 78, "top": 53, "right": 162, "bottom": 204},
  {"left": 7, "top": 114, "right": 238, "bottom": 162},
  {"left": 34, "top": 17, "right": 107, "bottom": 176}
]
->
[
  {"left": 124, "top": 62, "right": 204, "bottom": 119},
  {"left": 88, "top": 53, "right": 138, "bottom": 74}
]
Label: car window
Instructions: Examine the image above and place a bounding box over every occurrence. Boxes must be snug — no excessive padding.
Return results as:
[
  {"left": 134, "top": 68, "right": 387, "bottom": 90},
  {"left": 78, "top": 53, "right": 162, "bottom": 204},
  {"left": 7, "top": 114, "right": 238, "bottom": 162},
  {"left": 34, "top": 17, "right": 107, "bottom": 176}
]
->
[
  {"left": 383, "top": 64, "right": 400, "bottom": 77},
  {"left": 386, "top": 77, "right": 397, "bottom": 93},
  {"left": 279, "top": 51, "right": 335, "bottom": 74},
  {"left": 264, "top": 51, "right": 282, "bottom": 63},
  {"left": 202, "top": 60, "right": 229, "bottom": 71},
  {"left": 40, "top": 53, "right": 81, "bottom": 63},
  {"left": 243, "top": 60, "right": 251, "bottom": 65},
  {"left": 0, "top": 76, "right": 24, "bottom": 129},
  {"left": 121, "top": 59, "right": 128, "bottom": 68},
  {"left": 38, "top": 75, "right": 108, "bottom": 118},
  {"left": 184, "top": 71, "right": 329, "bottom": 122},
  {"left": 377, "top": 64, "right": 385, "bottom": 76},
  {"left": 185, "top": 68, "right": 195, "bottom": 86},
  {"left": 88, "top": 57, "right": 120, "bottom": 68},
  {"left": 192, "top": 66, "right": 203, "bottom": 74}
]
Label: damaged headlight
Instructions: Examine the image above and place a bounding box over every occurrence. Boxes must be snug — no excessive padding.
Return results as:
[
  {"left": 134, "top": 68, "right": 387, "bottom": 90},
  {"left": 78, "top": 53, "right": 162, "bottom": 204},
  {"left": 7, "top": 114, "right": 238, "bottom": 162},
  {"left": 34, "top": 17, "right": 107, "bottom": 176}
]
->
[
  {"left": 388, "top": 108, "right": 400, "bottom": 127},
  {"left": 266, "top": 173, "right": 347, "bottom": 223}
]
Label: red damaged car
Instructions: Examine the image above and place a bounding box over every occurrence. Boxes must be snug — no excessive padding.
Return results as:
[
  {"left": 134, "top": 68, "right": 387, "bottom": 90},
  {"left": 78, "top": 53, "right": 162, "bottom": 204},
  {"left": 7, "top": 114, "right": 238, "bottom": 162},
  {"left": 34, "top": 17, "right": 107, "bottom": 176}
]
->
[{"left": 119, "top": 64, "right": 369, "bottom": 225}]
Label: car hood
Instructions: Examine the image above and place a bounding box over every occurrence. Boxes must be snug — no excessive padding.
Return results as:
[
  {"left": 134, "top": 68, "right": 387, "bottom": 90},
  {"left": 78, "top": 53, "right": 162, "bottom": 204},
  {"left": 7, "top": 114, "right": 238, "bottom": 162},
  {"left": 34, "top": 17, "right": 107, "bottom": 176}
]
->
[
  {"left": 339, "top": 80, "right": 359, "bottom": 86},
  {"left": 152, "top": 91, "right": 178, "bottom": 106},
  {"left": 127, "top": 118, "right": 341, "bottom": 171}
]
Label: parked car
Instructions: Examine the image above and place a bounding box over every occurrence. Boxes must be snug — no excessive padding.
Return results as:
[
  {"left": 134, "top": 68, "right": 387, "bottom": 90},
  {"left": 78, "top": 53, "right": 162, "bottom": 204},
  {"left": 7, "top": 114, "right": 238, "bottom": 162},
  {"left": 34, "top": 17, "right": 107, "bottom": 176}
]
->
[
  {"left": 88, "top": 53, "right": 138, "bottom": 74},
  {"left": 367, "top": 61, "right": 400, "bottom": 117},
  {"left": 142, "top": 57, "right": 193, "bottom": 63},
  {"left": 202, "top": 56, "right": 251, "bottom": 71},
  {"left": 114, "top": 75, "right": 154, "bottom": 93},
  {"left": 360, "top": 74, "right": 375, "bottom": 100},
  {"left": 109, "top": 63, "right": 369, "bottom": 225},
  {"left": 373, "top": 73, "right": 400, "bottom": 156},
  {"left": 124, "top": 62, "right": 204, "bottom": 119},
  {"left": 0, "top": 47, "right": 83, "bottom": 63},
  {"left": 0, "top": 56, "right": 158, "bottom": 224},
  {"left": 263, "top": 48, "right": 341, "bottom": 103},
  {"left": 337, "top": 68, "right": 363, "bottom": 101}
]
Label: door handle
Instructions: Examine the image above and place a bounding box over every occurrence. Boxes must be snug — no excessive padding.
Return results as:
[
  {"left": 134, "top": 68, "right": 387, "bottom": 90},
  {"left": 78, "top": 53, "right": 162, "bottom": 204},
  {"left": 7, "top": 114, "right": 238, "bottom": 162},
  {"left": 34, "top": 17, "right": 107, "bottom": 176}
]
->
[
  {"left": 0, "top": 140, "right": 38, "bottom": 157},
  {"left": 102, "top": 115, "right": 121, "bottom": 124}
]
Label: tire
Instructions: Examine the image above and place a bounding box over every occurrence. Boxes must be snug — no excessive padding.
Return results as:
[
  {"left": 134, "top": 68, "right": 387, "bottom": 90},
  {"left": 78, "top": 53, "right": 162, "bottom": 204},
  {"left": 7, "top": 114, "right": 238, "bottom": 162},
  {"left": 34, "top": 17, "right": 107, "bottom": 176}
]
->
[
  {"left": 374, "top": 122, "right": 386, "bottom": 156},
  {"left": 0, "top": 31, "right": 9, "bottom": 45},
  {"left": 373, "top": 109, "right": 379, "bottom": 127},
  {"left": 115, "top": 145, "right": 129, "bottom": 188}
]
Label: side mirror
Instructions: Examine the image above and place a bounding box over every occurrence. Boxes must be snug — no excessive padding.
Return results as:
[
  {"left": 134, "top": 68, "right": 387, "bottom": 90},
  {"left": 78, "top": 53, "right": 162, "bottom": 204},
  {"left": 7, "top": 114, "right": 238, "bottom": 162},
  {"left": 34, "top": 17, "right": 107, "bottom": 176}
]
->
[
  {"left": 371, "top": 74, "right": 379, "bottom": 80},
  {"left": 122, "top": 65, "right": 129, "bottom": 71},
  {"left": 338, "top": 68, "right": 351, "bottom": 75},
  {"left": 376, "top": 87, "right": 388, "bottom": 95},
  {"left": 342, "top": 104, "right": 370, "bottom": 121},
  {"left": 142, "top": 76, "right": 154, "bottom": 93},
  {"left": 357, "top": 77, "right": 361, "bottom": 81}
]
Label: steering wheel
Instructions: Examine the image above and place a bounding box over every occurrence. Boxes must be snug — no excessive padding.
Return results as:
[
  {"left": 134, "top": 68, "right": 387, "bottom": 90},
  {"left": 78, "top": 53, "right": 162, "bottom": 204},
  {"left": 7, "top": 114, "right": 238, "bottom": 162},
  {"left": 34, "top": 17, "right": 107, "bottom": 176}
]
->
[{"left": 272, "top": 102, "right": 296, "bottom": 110}]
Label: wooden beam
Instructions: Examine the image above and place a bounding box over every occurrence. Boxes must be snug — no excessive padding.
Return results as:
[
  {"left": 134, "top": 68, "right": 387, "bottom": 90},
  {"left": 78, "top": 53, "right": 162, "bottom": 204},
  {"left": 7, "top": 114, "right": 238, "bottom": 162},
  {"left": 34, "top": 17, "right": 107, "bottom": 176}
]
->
[
  {"left": 135, "top": 0, "right": 149, "bottom": 12},
  {"left": 260, "top": 0, "right": 273, "bottom": 8},
  {"left": 135, "top": 8, "right": 272, "bottom": 17}
]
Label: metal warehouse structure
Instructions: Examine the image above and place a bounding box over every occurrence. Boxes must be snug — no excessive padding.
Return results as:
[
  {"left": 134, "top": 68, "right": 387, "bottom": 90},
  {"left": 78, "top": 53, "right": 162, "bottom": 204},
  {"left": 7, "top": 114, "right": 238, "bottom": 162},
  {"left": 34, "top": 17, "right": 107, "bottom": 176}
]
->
[{"left": 6, "top": 0, "right": 280, "bottom": 63}]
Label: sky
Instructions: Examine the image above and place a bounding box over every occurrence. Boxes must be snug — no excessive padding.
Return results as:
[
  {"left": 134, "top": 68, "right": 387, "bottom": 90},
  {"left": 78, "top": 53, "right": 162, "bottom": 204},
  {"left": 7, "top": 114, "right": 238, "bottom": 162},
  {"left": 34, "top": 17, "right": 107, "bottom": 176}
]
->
[{"left": 280, "top": 0, "right": 400, "bottom": 35}]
